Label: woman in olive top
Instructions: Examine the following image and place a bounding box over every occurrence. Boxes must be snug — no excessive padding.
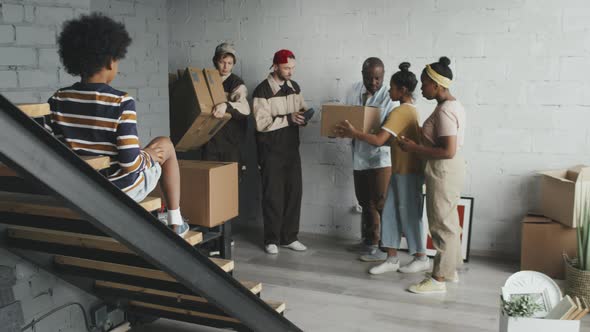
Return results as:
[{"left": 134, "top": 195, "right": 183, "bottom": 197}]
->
[
  {"left": 399, "top": 57, "right": 466, "bottom": 295},
  {"left": 337, "top": 62, "right": 428, "bottom": 276}
]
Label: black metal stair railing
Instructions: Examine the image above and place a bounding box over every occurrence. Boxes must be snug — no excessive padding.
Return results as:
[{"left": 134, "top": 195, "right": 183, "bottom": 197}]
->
[{"left": 0, "top": 94, "right": 302, "bottom": 332}]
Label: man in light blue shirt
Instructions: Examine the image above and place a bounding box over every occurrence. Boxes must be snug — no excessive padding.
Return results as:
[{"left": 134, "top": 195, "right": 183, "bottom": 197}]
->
[{"left": 344, "top": 57, "right": 396, "bottom": 261}]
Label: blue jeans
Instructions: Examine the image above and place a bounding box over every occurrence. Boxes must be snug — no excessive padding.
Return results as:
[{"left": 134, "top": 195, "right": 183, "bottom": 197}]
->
[{"left": 380, "top": 173, "right": 425, "bottom": 255}]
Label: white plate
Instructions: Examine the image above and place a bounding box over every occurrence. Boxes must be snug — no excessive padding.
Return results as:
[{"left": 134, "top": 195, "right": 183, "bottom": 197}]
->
[{"left": 504, "top": 271, "right": 562, "bottom": 309}]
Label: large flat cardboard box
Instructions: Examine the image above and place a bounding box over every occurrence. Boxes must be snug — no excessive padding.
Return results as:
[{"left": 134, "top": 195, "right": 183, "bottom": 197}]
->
[
  {"left": 177, "top": 160, "right": 238, "bottom": 228},
  {"left": 539, "top": 165, "right": 590, "bottom": 228},
  {"left": 169, "top": 68, "right": 231, "bottom": 152},
  {"left": 521, "top": 214, "right": 577, "bottom": 279},
  {"left": 320, "top": 104, "right": 382, "bottom": 137},
  {"left": 499, "top": 310, "right": 579, "bottom": 332}
]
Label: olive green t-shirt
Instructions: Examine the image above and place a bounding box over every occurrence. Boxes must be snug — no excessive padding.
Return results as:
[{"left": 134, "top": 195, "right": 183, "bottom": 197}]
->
[{"left": 381, "top": 104, "right": 424, "bottom": 175}]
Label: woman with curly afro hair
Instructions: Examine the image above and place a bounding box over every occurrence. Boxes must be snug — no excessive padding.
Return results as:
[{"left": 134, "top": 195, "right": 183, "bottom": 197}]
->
[{"left": 48, "top": 13, "right": 190, "bottom": 237}]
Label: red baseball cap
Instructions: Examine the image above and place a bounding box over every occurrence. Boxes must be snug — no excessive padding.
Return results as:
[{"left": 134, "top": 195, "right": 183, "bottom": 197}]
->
[{"left": 273, "top": 49, "right": 295, "bottom": 65}]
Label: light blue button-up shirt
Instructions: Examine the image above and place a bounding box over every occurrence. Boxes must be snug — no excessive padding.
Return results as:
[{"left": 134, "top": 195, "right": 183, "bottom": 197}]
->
[{"left": 344, "top": 82, "right": 396, "bottom": 171}]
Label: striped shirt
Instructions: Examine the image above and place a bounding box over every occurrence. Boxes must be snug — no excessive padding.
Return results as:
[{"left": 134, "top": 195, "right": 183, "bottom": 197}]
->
[{"left": 47, "top": 82, "right": 153, "bottom": 192}]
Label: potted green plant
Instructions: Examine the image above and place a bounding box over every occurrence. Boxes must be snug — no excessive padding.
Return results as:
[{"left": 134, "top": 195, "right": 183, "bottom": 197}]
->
[
  {"left": 565, "top": 171, "right": 590, "bottom": 303},
  {"left": 502, "top": 296, "right": 543, "bottom": 318}
]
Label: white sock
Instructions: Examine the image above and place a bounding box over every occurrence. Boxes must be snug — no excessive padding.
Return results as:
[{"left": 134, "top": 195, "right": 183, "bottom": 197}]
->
[
  {"left": 386, "top": 256, "right": 399, "bottom": 263},
  {"left": 167, "top": 208, "right": 183, "bottom": 226},
  {"left": 416, "top": 255, "right": 428, "bottom": 261}
]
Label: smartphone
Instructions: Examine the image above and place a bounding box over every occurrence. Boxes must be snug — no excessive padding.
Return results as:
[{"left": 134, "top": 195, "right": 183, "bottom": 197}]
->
[{"left": 303, "top": 108, "right": 315, "bottom": 122}]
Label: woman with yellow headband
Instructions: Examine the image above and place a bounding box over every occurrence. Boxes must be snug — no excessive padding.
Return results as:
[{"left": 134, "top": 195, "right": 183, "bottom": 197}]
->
[{"left": 398, "top": 56, "right": 466, "bottom": 295}]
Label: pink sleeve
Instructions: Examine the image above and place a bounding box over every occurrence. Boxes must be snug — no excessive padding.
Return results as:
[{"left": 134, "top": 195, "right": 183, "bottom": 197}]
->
[{"left": 435, "top": 107, "right": 458, "bottom": 137}]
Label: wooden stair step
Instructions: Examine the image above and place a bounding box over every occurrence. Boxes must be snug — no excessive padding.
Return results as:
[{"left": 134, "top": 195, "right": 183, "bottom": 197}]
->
[
  {"left": 106, "top": 279, "right": 282, "bottom": 326},
  {"left": 55, "top": 255, "right": 244, "bottom": 295},
  {"left": 54, "top": 255, "right": 234, "bottom": 281},
  {"left": 0, "top": 191, "right": 161, "bottom": 219},
  {"left": 81, "top": 155, "right": 111, "bottom": 170},
  {"left": 209, "top": 257, "right": 234, "bottom": 273},
  {"left": 0, "top": 212, "right": 110, "bottom": 236},
  {"left": 6, "top": 225, "right": 203, "bottom": 252},
  {"left": 6, "top": 225, "right": 205, "bottom": 269},
  {"left": 126, "top": 300, "right": 285, "bottom": 325},
  {"left": 94, "top": 280, "right": 262, "bottom": 300},
  {"left": 94, "top": 281, "right": 268, "bottom": 326},
  {"left": 17, "top": 103, "right": 50, "bottom": 117},
  {"left": 0, "top": 155, "right": 110, "bottom": 177}
]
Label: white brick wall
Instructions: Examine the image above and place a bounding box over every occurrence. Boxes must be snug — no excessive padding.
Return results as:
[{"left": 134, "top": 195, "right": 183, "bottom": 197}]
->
[
  {"left": 0, "top": 70, "right": 17, "bottom": 88},
  {"left": 91, "top": 0, "right": 169, "bottom": 143},
  {"left": 0, "top": 247, "right": 96, "bottom": 332},
  {"left": 15, "top": 26, "right": 56, "bottom": 45},
  {"left": 1, "top": 3, "right": 24, "bottom": 23},
  {"left": 18, "top": 69, "right": 58, "bottom": 88},
  {"left": 168, "top": 0, "right": 590, "bottom": 257},
  {"left": 0, "top": 23, "right": 13, "bottom": 42},
  {"left": 0, "top": 0, "right": 88, "bottom": 104},
  {"left": 0, "top": 47, "right": 36, "bottom": 66}
]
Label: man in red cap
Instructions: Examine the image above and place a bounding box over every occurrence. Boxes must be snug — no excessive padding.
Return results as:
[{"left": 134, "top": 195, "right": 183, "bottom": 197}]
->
[{"left": 253, "top": 49, "right": 309, "bottom": 255}]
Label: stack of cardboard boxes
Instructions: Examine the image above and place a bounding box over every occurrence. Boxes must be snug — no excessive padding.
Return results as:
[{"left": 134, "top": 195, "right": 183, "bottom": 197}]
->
[
  {"left": 521, "top": 165, "right": 590, "bottom": 279},
  {"left": 501, "top": 166, "right": 589, "bottom": 332},
  {"left": 157, "top": 68, "right": 238, "bottom": 228},
  {"left": 169, "top": 68, "right": 231, "bottom": 151}
]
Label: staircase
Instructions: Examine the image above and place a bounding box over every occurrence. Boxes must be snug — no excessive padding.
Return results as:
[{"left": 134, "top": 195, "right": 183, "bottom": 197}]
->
[{"left": 0, "top": 96, "right": 301, "bottom": 332}]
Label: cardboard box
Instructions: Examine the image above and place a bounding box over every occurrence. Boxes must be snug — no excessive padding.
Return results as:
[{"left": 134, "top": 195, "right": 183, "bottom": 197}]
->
[
  {"left": 499, "top": 310, "right": 580, "bottom": 332},
  {"left": 521, "top": 214, "right": 577, "bottom": 279},
  {"left": 320, "top": 104, "right": 382, "bottom": 137},
  {"left": 154, "top": 160, "right": 238, "bottom": 227},
  {"left": 179, "top": 160, "right": 238, "bottom": 227},
  {"left": 539, "top": 165, "right": 590, "bottom": 228},
  {"left": 169, "top": 68, "right": 231, "bottom": 152},
  {"left": 203, "top": 68, "right": 227, "bottom": 105}
]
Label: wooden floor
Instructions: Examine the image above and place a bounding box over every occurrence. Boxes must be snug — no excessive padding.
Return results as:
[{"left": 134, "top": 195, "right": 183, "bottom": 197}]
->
[{"left": 131, "top": 230, "right": 590, "bottom": 332}]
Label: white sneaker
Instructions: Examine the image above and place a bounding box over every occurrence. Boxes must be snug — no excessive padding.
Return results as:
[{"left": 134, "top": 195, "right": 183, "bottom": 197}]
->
[
  {"left": 398, "top": 257, "right": 430, "bottom": 274},
  {"left": 173, "top": 221, "right": 190, "bottom": 238},
  {"left": 425, "top": 270, "right": 459, "bottom": 283},
  {"left": 281, "top": 241, "right": 307, "bottom": 251},
  {"left": 265, "top": 244, "right": 279, "bottom": 255},
  {"left": 408, "top": 278, "right": 447, "bottom": 294},
  {"left": 369, "top": 258, "right": 400, "bottom": 275}
]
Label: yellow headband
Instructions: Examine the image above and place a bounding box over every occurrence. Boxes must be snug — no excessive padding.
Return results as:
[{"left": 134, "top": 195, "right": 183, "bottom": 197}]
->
[{"left": 425, "top": 64, "right": 452, "bottom": 88}]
